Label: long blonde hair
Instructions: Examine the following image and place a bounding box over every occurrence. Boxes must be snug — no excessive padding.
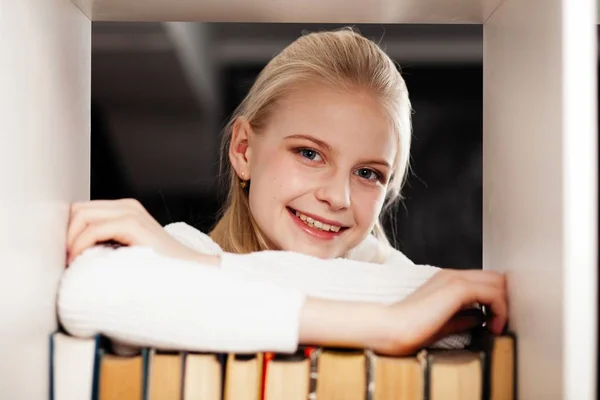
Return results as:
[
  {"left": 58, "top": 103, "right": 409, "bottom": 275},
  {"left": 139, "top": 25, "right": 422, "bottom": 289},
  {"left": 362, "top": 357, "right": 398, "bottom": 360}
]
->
[{"left": 210, "top": 28, "right": 413, "bottom": 257}]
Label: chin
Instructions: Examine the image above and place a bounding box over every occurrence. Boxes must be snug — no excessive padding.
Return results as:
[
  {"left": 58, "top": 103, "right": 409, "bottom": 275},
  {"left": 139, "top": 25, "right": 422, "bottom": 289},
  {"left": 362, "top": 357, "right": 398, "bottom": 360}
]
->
[{"left": 279, "top": 240, "right": 343, "bottom": 259}]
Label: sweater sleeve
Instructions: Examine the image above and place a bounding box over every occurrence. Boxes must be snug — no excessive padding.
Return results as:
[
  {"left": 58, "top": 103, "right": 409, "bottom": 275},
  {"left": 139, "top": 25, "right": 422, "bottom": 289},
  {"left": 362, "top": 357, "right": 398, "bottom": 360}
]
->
[
  {"left": 57, "top": 245, "right": 305, "bottom": 354},
  {"left": 165, "top": 222, "right": 439, "bottom": 304},
  {"left": 218, "top": 251, "right": 470, "bottom": 349},
  {"left": 69, "top": 222, "right": 466, "bottom": 351},
  {"left": 219, "top": 251, "right": 437, "bottom": 304},
  {"left": 164, "top": 223, "right": 471, "bottom": 349}
]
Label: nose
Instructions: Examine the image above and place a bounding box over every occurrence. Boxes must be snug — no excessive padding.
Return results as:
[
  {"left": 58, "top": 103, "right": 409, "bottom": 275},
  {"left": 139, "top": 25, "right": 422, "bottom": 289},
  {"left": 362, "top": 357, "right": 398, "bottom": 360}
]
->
[{"left": 314, "top": 172, "right": 351, "bottom": 211}]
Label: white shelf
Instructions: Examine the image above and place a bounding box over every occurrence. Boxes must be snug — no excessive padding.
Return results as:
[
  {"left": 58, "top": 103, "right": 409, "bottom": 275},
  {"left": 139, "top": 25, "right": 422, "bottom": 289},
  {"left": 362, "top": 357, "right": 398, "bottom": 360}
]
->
[
  {"left": 1, "top": 0, "right": 597, "bottom": 399},
  {"left": 72, "top": 0, "right": 503, "bottom": 23}
]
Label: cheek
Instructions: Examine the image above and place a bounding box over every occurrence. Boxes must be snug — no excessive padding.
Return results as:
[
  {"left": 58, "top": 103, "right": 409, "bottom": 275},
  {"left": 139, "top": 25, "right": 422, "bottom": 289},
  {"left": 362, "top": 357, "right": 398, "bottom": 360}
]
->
[
  {"left": 250, "top": 150, "right": 310, "bottom": 202},
  {"left": 352, "top": 188, "right": 387, "bottom": 225}
]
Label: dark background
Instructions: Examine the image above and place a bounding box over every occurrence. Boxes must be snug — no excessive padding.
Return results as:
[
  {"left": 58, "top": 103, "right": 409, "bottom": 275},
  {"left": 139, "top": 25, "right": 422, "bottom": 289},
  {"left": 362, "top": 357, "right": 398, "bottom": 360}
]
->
[{"left": 90, "top": 23, "right": 483, "bottom": 270}]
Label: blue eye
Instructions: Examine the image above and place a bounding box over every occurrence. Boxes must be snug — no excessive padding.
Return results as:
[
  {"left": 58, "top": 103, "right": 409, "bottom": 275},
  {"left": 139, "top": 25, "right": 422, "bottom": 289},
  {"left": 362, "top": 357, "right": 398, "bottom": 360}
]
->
[
  {"left": 299, "top": 148, "right": 322, "bottom": 161},
  {"left": 355, "top": 168, "right": 380, "bottom": 182}
]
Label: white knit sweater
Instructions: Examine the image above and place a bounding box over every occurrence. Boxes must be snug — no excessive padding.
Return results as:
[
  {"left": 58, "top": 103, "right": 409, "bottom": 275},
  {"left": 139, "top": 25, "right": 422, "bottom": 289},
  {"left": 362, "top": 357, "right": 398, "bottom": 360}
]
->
[{"left": 57, "top": 222, "right": 469, "bottom": 353}]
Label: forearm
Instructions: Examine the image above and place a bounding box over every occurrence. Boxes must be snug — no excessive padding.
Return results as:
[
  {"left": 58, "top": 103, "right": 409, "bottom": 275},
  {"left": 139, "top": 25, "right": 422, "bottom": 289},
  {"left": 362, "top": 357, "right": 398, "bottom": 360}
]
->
[
  {"left": 299, "top": 298, "right": 391, "bottom": 351},
  {"left": 59, "top": 244, "right": 468, "bottom": 355},
  {"left": 219, "top": 251, "right": 438, "bottom": 304},
  {"left": 58, "top": 246, "right": 304, "bottom": 354},
  {"left": 166, "top": 223, "right": 439, "bottom": 304},
  {"left": 159, "top": 248, "right": 470, "bottom": 351}
]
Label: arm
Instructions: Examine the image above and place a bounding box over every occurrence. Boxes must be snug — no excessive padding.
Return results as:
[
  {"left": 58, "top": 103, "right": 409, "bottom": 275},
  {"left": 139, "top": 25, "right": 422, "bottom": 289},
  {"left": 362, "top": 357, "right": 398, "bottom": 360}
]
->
[
  {"left": 60, "top": 204, "right": 490, "bottom": 354},
  {"left": 215, "top": 251, "right": 470, "bottom": 350},
  {"left": 165, "top": 222, "right": 439, "bottom": 305},
  {"left": 165, "top": 223, "right": 470, "bottom": 349},
  {"left": 59, "top": 245, "right": 503, "bottom": 355},
  {"left": 58, "top": 245, "right": 393, "bottom": 354},
  {"left": 217, "top": 250, "right": 438, "bottom": 304},
  {"left": 58, "top": 246, "right": 304, "bottom": 354}
]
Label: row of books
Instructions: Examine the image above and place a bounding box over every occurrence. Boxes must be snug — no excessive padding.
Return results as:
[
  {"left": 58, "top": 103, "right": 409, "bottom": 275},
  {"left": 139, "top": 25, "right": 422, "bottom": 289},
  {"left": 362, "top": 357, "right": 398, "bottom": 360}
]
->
[{"left": 50, "top": 328, "right": 515, "bottom": 400}]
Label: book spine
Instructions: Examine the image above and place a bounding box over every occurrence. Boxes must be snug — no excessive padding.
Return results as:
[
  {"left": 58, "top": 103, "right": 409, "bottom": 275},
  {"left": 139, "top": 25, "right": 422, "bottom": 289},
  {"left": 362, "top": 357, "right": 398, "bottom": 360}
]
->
[
  {"left": 49, "top": 332, "right": 55, "bottom": 400},
  {"left": 141, "top": 348, "right": 150, "bottom": 400},
  {"left": 511, "top": 332, "right": 519, "bottom": 400},
  {"left": 422, "top": 351, "right": 432, "bottom": 400},
  {"left": 308, "top": 348, "right": 321, "bottom": 399},
  {"left": 91, "top": 344, "right": 106, "bottom": 400},
  {"left": 180, "top": 352, "right": 188, "bottom": 400},
  {"left": 364, "top": 350, "right": 375, "bottom": 400}
]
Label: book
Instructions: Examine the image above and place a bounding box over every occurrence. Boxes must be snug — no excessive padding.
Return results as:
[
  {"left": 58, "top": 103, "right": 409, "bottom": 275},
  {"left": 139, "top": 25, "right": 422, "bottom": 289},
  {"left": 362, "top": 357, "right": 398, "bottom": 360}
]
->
[
  {"left": 223, "top": 353, "right": 263, "bottom": 400},
  {"left": 146, "top": 350, "right": 183, "bottom": 400},
  {"left": 50, "top": 332, "right": 100, "bottom": 400},
  {"left": 422, "top": 328, "right": 517, "bottom": 400},
  {"left": 371, "top": 352, "right": 423, "bottom": 400},
  {"left": 312, "top": 348, "right": 367, "bottom": 400},
  {"left": 50, "top": 329, "right": 516, "bottom": 400},
  {"left": 96, "top": 347, "right": 147, "bottom": 400},
  {"left": 489, "top": 335, "right": 515, "bottom": 399},
  {"left": 182, "top": 352, "right": 224, "bottom": 400},
  {"left": 263, "top": 350, "right": 310, "bottom": 400},
  {"left": 423, "top": 349, "right": 484, "bottom": 400},
  {"left": 473, "top": 328, "right": 517, "bottom": 400}
]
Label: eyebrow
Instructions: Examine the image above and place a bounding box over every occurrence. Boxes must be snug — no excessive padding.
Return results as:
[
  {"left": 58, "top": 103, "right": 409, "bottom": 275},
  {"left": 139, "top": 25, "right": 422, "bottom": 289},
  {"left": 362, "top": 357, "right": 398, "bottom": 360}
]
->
[
  {"left": 284, "top": 134, "right": 333, "bottom": 152},
  {"left": 362, "top": 159, "right": 392, "bottom": 169},
  {"left": 284, "top": 133, "right": 392, "bottom": 169}
]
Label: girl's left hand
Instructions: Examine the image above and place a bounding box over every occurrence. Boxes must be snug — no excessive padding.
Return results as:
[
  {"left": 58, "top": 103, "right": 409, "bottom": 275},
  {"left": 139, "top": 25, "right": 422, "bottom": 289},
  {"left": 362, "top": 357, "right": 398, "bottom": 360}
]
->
[{"left": 66, "top": 199, "right": 199, "bottom": 265}]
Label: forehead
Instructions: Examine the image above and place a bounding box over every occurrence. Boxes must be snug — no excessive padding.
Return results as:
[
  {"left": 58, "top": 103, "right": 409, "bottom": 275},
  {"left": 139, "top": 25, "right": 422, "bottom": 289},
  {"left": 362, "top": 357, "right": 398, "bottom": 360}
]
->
[{"left": 265, "top": 84, "right": 397, "bottom": 162}]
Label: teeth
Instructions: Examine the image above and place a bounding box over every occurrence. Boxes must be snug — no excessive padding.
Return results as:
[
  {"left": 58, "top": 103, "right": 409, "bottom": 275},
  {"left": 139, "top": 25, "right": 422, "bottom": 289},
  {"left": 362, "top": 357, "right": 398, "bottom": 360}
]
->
[{"left": 294, "top": 210, "right": 342, "bottom": 232}]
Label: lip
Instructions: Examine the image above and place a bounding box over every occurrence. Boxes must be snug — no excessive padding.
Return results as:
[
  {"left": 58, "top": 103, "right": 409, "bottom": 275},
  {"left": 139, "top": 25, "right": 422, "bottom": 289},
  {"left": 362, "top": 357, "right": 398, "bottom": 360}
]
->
[
  {"left": 286, "top": 207, "right": 347, "bottom": 240},
  {"left": 288, "top": 207, "right": 347, "bottom": 228}
]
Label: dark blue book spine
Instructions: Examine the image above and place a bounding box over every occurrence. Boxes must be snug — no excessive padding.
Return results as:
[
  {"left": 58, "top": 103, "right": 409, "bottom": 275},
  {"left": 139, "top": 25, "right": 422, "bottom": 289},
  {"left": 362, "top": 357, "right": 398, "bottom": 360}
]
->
[
  {"left": 141, "top": 349, "right": 150, "bottom": 400},
  {"left": 91, "top": 336, "right": 108, "bottom": 400}
]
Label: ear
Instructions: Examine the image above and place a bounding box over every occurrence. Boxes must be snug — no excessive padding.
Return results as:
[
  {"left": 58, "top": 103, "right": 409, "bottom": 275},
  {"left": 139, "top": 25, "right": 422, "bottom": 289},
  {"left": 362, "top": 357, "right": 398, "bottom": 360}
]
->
[{"left": 228, "top": 117, "right": 253, "bottom": 180}]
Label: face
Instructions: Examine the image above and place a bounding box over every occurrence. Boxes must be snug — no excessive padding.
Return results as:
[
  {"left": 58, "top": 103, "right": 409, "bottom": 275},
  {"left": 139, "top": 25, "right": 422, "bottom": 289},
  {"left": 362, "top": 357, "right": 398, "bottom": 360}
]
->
[{"left": 231, "top": 84, "right": 397, "bottom": 259}]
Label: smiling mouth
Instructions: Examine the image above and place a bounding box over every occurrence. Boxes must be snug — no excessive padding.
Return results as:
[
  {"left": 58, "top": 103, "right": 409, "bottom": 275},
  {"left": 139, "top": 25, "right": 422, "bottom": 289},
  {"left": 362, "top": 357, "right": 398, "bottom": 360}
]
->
[{"left": 287, "top": 207, "right": 347, "bottom": 233}]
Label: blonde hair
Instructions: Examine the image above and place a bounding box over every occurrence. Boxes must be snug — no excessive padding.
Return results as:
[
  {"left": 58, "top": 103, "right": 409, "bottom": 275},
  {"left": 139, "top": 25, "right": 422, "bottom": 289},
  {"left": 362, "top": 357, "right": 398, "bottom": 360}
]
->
[{"left": 210, "top": 28, "right": 413, "bottom": 258}]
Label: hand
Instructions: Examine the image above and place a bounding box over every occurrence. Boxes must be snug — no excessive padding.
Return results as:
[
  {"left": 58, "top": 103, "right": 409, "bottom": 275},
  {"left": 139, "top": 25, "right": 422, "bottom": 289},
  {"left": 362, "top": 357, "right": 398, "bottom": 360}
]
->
[
  {"left": 379, "top": 268, "right": 508, "bottom": 355},
  {"left": 299, "top": 268, "right": 507, "bottom": 356},
  {"left": 66, "top": 199, "right": 200, "bottom": 265}
]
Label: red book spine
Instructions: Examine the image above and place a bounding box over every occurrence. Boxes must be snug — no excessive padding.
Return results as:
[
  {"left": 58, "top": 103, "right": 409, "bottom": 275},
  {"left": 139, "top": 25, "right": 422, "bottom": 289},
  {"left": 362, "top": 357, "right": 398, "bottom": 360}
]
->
[{"left": 260, "top": 347, "right": 315, "bottom": 400}]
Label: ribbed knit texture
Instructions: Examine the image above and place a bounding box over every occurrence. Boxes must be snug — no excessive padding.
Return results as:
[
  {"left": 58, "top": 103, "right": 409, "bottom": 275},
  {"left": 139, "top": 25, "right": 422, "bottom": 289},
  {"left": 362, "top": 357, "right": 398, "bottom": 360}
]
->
[{"left": 57, "top": 222, "right": 470, "bottom": 354}]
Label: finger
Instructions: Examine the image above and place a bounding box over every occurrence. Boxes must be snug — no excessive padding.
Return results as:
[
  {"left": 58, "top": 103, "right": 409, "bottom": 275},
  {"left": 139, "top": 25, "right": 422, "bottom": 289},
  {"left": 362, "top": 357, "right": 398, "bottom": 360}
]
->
[
  {"left": 71, "top": 198, "right": 144, "bottom": 212},
  {"left": 416, "top": 278, "right": 506, "bottom": 337},
  {"left": 454, "top": 282, "right": 507, "bottom": 335},
  {"left": 426, "top": 310, "right": 485, "bottom": 346},
  {"left": 68, "top": 218, "right": 141, "bottom": 263},
  {"left": 441, "top": 269, "right": 506, "bottom": 293},
  {"left": 401, "top": 270, "right": 451, "bottom": 302},
  {"left": 430, "top": 272, "right": 506, "bottom": 317},
  {"left": 67, "top": 205, "right": 131, "bottom": 250},
  {"left": 408, "top": 269, "right": 504, "bottom": 306}
]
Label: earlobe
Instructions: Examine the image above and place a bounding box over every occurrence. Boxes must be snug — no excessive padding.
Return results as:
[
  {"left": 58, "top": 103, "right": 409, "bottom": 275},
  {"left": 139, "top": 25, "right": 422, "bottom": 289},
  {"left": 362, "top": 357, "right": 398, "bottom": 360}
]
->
[{"left": 229, "top": 117, "right": 252, "bottom": 179}]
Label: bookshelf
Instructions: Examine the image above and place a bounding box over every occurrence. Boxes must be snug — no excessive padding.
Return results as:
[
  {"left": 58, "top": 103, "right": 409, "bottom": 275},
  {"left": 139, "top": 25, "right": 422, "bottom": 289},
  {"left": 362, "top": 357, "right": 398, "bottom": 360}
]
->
[{"left": 0, "top": 0, "right": 597, "bottom": 399}]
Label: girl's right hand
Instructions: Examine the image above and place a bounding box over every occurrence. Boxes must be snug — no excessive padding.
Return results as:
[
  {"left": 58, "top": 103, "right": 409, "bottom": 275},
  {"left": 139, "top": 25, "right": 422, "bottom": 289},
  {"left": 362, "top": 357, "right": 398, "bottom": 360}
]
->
[
  {"left": 299, "top": 268, "right": 507, "bottom": 356},
  {"left": 380, "top": 268, "right": 508, "bottom": 354}
]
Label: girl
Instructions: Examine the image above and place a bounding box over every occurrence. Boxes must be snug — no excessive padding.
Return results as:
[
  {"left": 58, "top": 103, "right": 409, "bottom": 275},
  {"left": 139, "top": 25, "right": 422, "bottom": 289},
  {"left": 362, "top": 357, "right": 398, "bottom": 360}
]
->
[{"left": 58, "top": 28, "right": 507, "bottom": 356}]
